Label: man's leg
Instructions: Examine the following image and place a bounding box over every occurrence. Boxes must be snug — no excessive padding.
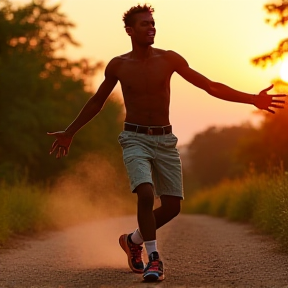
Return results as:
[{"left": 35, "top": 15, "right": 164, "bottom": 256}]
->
[
  {"left": 119, "top": 188, "right": 180, "bottom": 279},
  {"left": 130, "top": 193, "right": 181, "bottom": 244},
  {"left": 154, "top": 195, "right": 181, "bottom": 229},
  {"left": 135, "top": 183, "right": 165, "bottom": 282},
  {"left": 135, "top": 183, "right": 156, "bottom": 241},
  {"left": 119, "top": 182, "right": 154, "bottom": 274}
]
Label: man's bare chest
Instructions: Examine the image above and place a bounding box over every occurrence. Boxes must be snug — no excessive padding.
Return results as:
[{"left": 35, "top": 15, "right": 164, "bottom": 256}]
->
[{"left": 116, "top": 58, "right": 174, "bottom": 89}]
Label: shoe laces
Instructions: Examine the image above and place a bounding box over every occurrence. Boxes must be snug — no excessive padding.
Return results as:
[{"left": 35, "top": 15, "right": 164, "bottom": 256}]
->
[
  {"left": 129, "top": 242, "right": 143, "bottom": 263},
  {"left": 147, "top": 259, "right": 159, "bottom": 272}
]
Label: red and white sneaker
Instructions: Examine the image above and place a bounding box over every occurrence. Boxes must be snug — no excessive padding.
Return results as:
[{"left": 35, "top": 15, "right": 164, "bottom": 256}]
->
[
  {"left": 119, "top": 234, "right": 144, "bottom": 273},
  {"left": 143, "top": 251, "right": 165, "bottom": 282}
]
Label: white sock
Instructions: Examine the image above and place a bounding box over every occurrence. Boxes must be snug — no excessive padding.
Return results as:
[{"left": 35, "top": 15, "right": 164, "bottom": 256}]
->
[
  {"left": 144, "top": 240, "right": 157, "bottom": 256},
  {"left": 130, "top": 228, "right": 143, "bottom": 245}
]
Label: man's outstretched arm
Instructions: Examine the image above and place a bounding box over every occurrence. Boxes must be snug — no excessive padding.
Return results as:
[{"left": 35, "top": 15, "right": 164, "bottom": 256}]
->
[
  {"left": 169, "top": 51, "right": 287, "bottom": 113},
  {"left": 47, "top": 59, "right": 119, "bottom": 158}
]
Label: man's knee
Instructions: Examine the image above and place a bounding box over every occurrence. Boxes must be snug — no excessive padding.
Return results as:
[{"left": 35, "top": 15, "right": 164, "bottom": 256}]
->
[
  {"left": 170, "top": 201, "right": 181, "bottom": 218},
  {"left": 135, "top": 183, "right": 154, "bottom": 209},
  {"left": 161, "top": 195, "right": 181, "bottom": 217}
]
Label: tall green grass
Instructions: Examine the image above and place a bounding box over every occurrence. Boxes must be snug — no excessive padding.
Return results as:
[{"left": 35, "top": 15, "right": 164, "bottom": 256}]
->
[
  {"left": 0, "top": 181, "right": 50, "bottom": 244},
  {"left": 184, "top": 173, "right": 288, "bottom": 250},
  {"left": 0, "top": 173, "right": 135, "bottom": 245}
]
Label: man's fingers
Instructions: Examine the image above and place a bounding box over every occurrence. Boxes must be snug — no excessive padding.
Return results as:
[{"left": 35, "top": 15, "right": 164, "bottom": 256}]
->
[
  {"left": 49, "top": 140, "right": 58, "bottom": 154},
  {"left": 63, "top": 147, "right": 68, "bottom": 156},
  {"left": 267, "top": 108, "right": 275, "bottom": 114},
  {"left": 51, "top": 140, "right": 58, "bottom": 149},
  {"left": 56, "top": 146, "right": 64, "bottom": 159},
  {"left": 272, "top": 99, "right": 286, "bottom": 104},
  {"left": 272, "top": 94, "right": 287, "bottom": 98},
  {"left": 47, "top": 131, "right": 70, "bottom": 158},
  {"left": 55, "top": 146, "right": 68, "bottom": 158},
  {"left": 261, "top": 84, "right": 274, "bottom": 94},
  {"left": 56, "top": 148, "right": 61, "bottom": 159},
  {"left": 270, "top": 104, "right": 285, "bottom": 109}
]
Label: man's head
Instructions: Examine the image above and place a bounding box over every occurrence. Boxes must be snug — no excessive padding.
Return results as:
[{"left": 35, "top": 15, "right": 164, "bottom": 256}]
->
[
  {"left": 123, "top": 4, "right": 154, "bottom": 28},
  {"left": 123, "top": 4, "right": 156, "bottom": 46}
]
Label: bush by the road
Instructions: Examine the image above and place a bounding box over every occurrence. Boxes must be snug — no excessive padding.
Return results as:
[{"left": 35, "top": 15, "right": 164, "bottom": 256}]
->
[{"left": 184, "top": 172, "right": 288, "bottom": 251}]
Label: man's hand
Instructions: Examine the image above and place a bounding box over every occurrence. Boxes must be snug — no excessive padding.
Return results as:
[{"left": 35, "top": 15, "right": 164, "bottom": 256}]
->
[
  {"left": 47, "top": 131, "right": 73, "bottom": 159},
  {"left": 254, "top": 84, "right": 286, "bottom": 114}
]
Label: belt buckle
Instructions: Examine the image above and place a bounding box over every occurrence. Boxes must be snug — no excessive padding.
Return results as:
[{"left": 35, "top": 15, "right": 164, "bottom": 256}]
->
[{"left": 148, "top": 127, "right": 153, "bottom": 135}]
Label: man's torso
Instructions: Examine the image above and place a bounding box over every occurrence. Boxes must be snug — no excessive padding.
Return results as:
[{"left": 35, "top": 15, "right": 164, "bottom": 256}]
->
[{"left": 112, "top": 48, "right": 177, "bottom": 126}]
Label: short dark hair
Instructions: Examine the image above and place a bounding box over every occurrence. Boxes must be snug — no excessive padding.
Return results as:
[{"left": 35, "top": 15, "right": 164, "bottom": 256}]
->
[{"left": 122, "top": 4, "right": 154, "bottom": 27}]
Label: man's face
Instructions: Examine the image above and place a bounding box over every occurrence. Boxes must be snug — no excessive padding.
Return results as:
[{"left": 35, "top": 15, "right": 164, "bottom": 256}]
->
[{"left": 128, "top": 12, "right": 156, "bottom": 46}]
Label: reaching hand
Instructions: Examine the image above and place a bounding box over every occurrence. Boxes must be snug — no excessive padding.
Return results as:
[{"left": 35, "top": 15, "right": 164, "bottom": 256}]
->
[
  {"left": 254, "top": 84, "right": 286, "bottom": 114},
  {"left": 47, "top": 131, "right": 73, "bottom": 159}
]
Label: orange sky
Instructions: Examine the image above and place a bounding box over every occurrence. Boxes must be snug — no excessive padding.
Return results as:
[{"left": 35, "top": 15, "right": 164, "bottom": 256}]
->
[{"left": 15, "top": 0, "right": 288, "bottom": 144}]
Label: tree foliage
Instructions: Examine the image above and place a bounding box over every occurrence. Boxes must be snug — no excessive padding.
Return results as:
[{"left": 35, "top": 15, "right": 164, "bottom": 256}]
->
[
  {"left": 183, "top": 124, "right": 255, "bottom": 190},
  {"left": 245, "top": 0, "right": 288, "bottom": 172},
  {"left": 236, "top": 109, "right": 288, "bottom": 174},
  {"left": 183, "top": 114, "right": 288, "bottom": 193},
  {"left": 0, "top": 0, "right": 124, "bottom": 183},
  {"left": 252, "top": 0, "right": 288, "bottom": 67}
]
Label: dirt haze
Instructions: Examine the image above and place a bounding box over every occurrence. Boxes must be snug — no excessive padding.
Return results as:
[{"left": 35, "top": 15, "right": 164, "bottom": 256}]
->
[{"left": 1, "top": 214, "right": 288, "bottom": 287}]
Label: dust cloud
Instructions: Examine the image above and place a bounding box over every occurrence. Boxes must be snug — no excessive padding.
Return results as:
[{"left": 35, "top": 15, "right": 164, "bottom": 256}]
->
[
  {"left": 46, "top": 153, "right": 136, "bottom": 229},
  {"left": 44, "top": 154, "right": 141, "bottom": 269},
  {"left": 55, "top": 216, "right": 140, "bottom": 269}
]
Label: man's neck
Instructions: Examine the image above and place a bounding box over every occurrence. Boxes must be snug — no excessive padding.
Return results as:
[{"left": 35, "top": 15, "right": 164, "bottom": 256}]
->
[{"left": 130, "top": 45, "right": 154, "bottom": 60}]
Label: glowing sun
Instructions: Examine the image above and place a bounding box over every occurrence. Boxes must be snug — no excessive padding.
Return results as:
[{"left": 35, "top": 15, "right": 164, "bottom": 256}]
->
[{"left": 280, "top": 58, "right": 288, "bottom": 82}]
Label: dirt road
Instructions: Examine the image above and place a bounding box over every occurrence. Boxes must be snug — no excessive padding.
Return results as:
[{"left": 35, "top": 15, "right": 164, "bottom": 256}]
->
[{"left": 1, "top": 214, "right": 288, "bottom": 288}]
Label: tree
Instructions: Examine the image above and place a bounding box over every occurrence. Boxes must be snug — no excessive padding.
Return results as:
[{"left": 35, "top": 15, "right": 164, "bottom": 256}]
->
[
  {"left": 252, "top": 0, "right": 288, "bottom": 67},
  {"left": 252, "top": 0, "right": 288, "bottom": 91},
  {"left": 235, "top": 110, "right": 288, "bottom": 174},
  {"left": 0, "top": 0, "right": 124, "bottom": 182},
  {"left": 234, "top": 1, "right": 288, "bottom": 174},
  {"left": 183, "top": 124, "right": 255, "bottom": 190}
]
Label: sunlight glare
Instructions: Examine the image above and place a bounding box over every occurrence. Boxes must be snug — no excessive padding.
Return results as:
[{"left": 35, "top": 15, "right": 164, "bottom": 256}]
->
[{"left": 280, "top": 58, "right": 288, "bottom": 82}]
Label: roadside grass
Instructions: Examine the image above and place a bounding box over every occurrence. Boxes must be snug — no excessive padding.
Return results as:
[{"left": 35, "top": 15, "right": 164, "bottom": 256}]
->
[
  {"left": 183, "top": 173, "right": 288, "bottom": 251},
  {"left": 0, "top": 169, "right": 135, "bottom": 245},
  {"left": 3, "top": 170, "right": 288, "bottom": 250},
  {"left": 0, "top": 181, "right": 50, "bottom": 244},
  {"left": 0, "top": 180, "right": 121, "bottom": 245}
]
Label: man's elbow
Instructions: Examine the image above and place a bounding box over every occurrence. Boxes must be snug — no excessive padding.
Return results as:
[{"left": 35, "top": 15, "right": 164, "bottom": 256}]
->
[{"left": 205, "top": 81, "right": 218, "bottom": 96}]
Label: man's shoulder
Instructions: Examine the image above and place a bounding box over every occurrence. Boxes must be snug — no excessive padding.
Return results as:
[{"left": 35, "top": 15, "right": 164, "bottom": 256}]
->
[
  {"left": 153, "top": 49, "right": 185, "bottom": 63},
  {"left": 106, "top": 55, "right": 128, "bottom": 72},
  {"left": 164, "top": 49, "right": 183, "bottom": 58},
  {"left": 114, "top": 52, "right": 132, "bottom": 61},
  {"left": 152, "top": 48, "right": 178, "bottom": 57}
]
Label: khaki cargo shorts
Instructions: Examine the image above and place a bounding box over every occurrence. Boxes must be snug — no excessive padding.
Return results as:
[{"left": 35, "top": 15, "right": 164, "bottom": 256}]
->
[{"left": 118, "top": 130, "right": 184, "bottom": 199}]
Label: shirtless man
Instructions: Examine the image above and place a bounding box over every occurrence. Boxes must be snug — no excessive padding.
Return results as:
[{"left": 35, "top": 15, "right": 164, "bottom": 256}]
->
[{"left": 48, "top": 4, "right": 286, "bottom": 282}]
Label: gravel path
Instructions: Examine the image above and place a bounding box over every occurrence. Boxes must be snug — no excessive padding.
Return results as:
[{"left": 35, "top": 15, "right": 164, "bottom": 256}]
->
[{"left": 1, "top": 214, "right": 288, "bottom": 288}]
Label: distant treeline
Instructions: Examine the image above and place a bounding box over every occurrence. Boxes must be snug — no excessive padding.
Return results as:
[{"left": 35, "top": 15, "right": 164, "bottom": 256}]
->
[
  {"left": 0, "top": 0, "right": 125, "bottom": 184},
  {"left": 183, "top": 108, "right": 288, "bottom": 193}
]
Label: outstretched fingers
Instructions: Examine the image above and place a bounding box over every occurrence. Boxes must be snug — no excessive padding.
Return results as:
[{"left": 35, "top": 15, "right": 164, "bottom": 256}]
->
[
  {"left": 272, "top": 94, "right": 287, "bottom": 99},
  {"left": 50, "top": 140, "right": 59, "bottom": 155},
  {"left": 266, "top": 108, "right": 275, "bottom": 114},
  {"left": 261, "top": 84, "right": 274, "bottom": 94},
  {"left": 49, "top": 139, "right": 68, "bottom": 158},
  {"left": 270, "top": 104, "right": 285, "bottom": 109},
  {"left": 272, "top": 99, "right": 286, "bottom": 104},
  {"left": 55, "top": 146, "right": 67, "bottom": 159},
  {"left": 271, "top": 94, "right": 287, "bottom": 109}
]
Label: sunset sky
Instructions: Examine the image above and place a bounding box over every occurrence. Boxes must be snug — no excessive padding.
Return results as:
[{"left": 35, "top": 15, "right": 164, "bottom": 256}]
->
[{"left": 16, "top": 0, "right": 288, "bottom": 144}]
